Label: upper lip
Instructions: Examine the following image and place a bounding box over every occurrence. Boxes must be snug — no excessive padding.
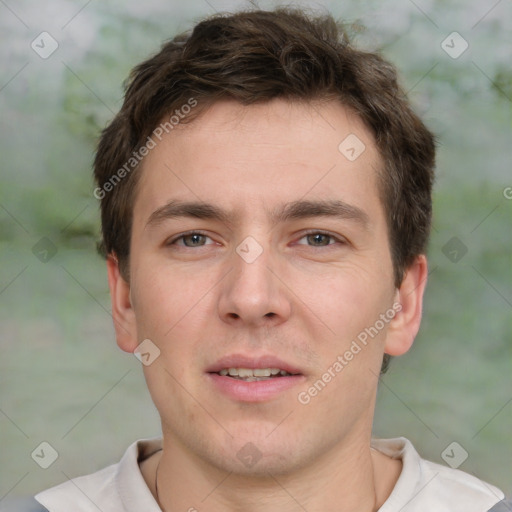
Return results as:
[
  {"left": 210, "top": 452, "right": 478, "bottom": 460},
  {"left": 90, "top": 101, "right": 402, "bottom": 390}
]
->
[{"left": 206, "top": 354, "right": 303, "bottom": 375}]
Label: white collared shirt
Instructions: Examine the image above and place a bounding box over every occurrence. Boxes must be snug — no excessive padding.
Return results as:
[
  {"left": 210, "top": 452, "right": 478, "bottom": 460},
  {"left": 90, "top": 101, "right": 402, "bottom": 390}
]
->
[{"left": 35, "top": 437, "right": 505, "bottom": 511}]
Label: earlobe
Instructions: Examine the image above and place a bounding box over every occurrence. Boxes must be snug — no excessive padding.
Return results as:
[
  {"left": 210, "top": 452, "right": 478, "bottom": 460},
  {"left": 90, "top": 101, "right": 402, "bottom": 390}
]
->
[
  {"left": 384, "top": 254, "right": 428, "bottom": 357},
  {"left": 106, "top": 255, "right": 138, "bottom": 353}
]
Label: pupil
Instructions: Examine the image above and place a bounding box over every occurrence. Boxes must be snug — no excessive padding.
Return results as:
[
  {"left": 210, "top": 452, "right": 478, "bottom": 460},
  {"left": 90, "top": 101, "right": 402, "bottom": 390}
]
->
[
  {"left": 186, "top": 234, "right": 203, "bottom": 246},
  {"left": 309, "top": 234, "right": 328, "bottom": 246}
]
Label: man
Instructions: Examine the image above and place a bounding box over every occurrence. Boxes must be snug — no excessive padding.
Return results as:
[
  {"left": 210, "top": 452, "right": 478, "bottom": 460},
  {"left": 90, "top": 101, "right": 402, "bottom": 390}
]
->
[{"left": 33, "top": 7, "right": 506, "bottom": 512}]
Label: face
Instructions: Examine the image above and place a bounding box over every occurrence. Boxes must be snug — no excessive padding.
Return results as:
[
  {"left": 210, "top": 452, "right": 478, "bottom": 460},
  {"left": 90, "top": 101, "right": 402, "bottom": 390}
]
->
[{"left": 110, "top": 98, "right": 424, "bottom": 476}]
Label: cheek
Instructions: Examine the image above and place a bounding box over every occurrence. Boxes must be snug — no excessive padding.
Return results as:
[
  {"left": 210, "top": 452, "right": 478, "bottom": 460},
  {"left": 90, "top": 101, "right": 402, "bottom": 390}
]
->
[
  {"left": 130, "top": 260, "right": 209, "bottom": 338},
  {"left": 308, "top": 264, "right": 392, "bottom": 335}
]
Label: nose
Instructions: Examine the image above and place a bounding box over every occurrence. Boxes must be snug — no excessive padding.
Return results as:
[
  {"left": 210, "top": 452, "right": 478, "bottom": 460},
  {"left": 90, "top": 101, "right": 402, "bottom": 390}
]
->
[{"left": 217, "top": 239, "right": 291, "bottom": 328}]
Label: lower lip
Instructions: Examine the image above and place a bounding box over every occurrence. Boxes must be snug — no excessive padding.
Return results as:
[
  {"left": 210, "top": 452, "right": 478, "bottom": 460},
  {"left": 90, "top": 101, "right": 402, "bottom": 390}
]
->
[{"left": 207, "top": 373, "right": 305, "bottom": 402}]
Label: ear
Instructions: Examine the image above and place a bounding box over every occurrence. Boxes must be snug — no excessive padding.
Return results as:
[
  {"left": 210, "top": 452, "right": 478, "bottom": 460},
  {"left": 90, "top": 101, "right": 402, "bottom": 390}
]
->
[
  {"left": 384, "top": 254, "right": 428, "bottom": 357},
  {"left": 106, "top": 255, "right": 138, "bottom": 353}
]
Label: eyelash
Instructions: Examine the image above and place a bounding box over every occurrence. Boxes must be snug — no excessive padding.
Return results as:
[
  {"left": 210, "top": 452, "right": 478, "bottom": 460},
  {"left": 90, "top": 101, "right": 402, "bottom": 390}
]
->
[
  {"left": 166, "top": 230, "right": 346, "bottom": 248},
  {"left": 298, "top": 230, "right": 346, "bottom": 247}
]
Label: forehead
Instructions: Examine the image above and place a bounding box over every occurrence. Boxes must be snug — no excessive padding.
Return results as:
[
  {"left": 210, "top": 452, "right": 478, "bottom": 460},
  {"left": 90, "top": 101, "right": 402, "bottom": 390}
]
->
[{"left": 133, "top": 98, "right": 384, "bottom": 225}]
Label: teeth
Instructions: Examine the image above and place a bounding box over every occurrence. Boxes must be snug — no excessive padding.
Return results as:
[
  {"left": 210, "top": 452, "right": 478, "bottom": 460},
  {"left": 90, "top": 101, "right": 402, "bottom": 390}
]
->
[
  {"left": 218, "top": 367, "right": 292, "bottom": 378},
  {"left": 253, "top": 368, "right": 271, "bottom": 377}
]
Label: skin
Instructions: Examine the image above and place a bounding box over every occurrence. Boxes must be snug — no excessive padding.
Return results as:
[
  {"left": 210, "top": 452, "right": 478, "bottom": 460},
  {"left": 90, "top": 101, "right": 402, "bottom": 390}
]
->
[{"left": 107, "top": 98, "right": 428, "bottom": 512}]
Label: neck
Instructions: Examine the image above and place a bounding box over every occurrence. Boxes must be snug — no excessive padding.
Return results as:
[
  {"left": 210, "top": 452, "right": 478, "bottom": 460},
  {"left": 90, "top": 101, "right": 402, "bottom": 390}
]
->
[{"left": 150, "top": 432, "right": 400, "bottom": 512}]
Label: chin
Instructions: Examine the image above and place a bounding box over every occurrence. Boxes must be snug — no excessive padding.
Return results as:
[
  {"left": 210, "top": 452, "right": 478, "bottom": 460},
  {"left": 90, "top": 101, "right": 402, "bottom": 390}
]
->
[
  {"left": 211, "top": 428, "right": 317, "bottom": 477},
  {"left": 211, "top": 446, "right": 303, "bottom": 477}
]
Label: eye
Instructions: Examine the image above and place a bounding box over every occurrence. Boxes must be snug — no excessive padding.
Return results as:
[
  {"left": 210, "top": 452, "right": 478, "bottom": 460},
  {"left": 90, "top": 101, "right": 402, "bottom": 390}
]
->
[
  {"left": 167, "top": 231, "right": 214, "bottom": 248},
  {"left": 296, "top": 231, "right": 344, "bottom": 247}
]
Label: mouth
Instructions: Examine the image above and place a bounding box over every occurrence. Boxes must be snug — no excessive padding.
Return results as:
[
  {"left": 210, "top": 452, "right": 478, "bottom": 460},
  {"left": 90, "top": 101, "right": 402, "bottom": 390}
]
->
[
  {"left": 205, "top": 355, "right": 305, "bottom": 402},
  {"left": 205, "top": 354, "right": 303, "bottom": 379},
  {"left": 213, "top": 367, "right": 298, "bottom": 382}
]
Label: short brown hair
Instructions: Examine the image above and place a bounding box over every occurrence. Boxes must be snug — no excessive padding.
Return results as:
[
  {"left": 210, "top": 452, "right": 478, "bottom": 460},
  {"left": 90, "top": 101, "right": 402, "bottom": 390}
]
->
[{"left": 94, "top": 8, "right": 436, "bottom": 371}]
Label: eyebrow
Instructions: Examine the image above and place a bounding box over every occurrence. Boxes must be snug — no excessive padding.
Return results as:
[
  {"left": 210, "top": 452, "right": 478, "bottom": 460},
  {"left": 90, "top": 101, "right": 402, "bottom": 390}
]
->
[{"left": 145, "top": 199, "right": 370, "bottom": 229}]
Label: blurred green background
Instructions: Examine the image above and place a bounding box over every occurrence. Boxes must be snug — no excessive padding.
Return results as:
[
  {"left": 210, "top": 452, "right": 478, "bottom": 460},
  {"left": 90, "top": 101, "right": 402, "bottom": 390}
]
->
[{"left": 1, "top": 0, "right": 511, "bottom": 503}]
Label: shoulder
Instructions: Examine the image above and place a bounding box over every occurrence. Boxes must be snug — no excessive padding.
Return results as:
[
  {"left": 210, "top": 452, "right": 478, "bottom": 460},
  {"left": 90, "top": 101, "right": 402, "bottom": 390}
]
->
[
  {"left": 33, "top": 438, "right": 162, "bottom": 512},
  {"left": 417, "top": 457, "right": 505, "bottom": 509},
  {"left": 373, "top": 437, "right": 505, "bottom": 512},
  {"left": 34, "top": 463, "right": 119, "bottom": 512},
  {"left": 488, "top": 499, "right": 512, "bottom": 511},
  {"left": 0, "top": 496, "right": 49, "bottom": 511}
]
